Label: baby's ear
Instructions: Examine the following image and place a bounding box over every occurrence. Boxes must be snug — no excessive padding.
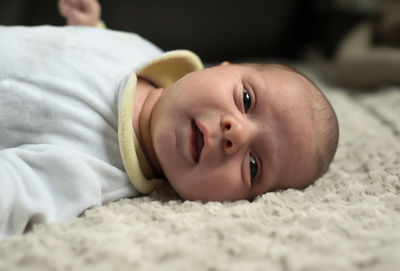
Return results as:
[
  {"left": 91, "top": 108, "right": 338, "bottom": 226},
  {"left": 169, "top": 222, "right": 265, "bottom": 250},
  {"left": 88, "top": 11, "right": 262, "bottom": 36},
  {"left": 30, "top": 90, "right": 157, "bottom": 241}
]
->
[{"left": 220, "top": 61, "right": 230, "bottom": 66}]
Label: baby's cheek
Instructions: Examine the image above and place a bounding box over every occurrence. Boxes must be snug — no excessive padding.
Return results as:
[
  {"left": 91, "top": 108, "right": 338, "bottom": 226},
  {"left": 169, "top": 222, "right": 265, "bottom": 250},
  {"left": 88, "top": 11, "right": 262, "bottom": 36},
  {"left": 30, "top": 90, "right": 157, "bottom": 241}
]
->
[{"left": 195, "top": 169, "right": 246, "bottom": 200}]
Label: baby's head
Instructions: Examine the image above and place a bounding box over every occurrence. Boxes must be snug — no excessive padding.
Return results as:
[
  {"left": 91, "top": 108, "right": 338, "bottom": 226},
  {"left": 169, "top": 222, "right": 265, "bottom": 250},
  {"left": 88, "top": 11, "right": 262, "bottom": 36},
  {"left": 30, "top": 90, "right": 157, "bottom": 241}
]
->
[{"left": 147, "top": 62, "right": 338, "bottom": 201}]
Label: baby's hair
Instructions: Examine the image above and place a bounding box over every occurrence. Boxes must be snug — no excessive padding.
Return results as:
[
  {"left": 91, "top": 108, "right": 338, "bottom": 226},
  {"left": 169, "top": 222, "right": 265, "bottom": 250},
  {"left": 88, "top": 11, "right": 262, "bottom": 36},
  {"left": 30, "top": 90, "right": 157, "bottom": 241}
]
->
[
  {"left": 242, "top": 63, "right": 339, "bottom": 185},
  {"left": 287, "top": 66, "right": 339, "bottom": 181}
]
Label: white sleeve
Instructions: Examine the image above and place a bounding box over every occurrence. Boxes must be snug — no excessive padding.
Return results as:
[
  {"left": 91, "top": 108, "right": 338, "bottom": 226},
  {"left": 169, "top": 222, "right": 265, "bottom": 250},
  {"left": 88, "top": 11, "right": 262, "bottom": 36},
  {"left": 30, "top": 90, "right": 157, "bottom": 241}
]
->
[{"left": 0, "top": 144, "right": 108, "bottom": 239}]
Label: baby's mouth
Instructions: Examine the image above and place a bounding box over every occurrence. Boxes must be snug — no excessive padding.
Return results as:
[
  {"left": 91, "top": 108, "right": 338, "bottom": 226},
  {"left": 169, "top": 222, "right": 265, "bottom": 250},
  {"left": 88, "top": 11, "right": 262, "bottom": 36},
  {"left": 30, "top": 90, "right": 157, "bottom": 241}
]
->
[{"left": 191, "top": 120, "right": 204, "bottom": 163}]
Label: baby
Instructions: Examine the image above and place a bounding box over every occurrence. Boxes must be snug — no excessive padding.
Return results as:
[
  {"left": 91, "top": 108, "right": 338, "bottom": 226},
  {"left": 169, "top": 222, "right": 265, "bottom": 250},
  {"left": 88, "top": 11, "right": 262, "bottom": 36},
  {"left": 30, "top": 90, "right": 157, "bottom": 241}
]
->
[
  {"left": 59, "top": 0, "right": 337, "bottom": 200},
  {"left": 0, "top": 0, "right": 338, "bottom": 238}
]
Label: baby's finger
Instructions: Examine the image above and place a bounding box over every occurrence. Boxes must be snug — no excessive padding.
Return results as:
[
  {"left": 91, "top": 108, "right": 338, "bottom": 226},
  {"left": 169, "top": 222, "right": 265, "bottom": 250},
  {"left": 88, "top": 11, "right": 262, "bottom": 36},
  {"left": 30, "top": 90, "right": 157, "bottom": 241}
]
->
[
  {"left": 82, "top": 0, "right": 101, "bottom": 15},
  {"left": 66, "top": 0, "right": 81, "bottom": 8},
  {"left": 58, "top": 0, "right": 69, "bottom": 17},
  {"left": 66, "top": 9, "right": 88, "bottom": 25}
]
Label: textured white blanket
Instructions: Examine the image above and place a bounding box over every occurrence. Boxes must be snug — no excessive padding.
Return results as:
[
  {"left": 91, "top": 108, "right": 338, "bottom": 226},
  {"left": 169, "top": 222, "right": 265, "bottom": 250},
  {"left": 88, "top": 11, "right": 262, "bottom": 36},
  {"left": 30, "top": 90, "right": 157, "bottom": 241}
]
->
[{"left": 0, "top": 67, "right": 399, "bottom": 271}]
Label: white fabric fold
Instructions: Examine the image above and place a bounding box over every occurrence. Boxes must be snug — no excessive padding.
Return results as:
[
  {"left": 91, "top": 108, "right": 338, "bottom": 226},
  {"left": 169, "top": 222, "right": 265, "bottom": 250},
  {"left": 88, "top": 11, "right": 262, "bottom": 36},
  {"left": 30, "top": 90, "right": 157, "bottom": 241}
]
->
[{"left": 0, "top": 25, "right": 162, "bottom": 238}]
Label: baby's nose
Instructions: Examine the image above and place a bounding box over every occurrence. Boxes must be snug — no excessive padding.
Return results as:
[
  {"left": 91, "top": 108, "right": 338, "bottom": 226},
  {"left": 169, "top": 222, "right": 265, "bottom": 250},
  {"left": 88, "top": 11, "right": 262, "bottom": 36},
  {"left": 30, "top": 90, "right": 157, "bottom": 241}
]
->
[{"left": 221, "top": 115, "right": 249, "bottom": 155}]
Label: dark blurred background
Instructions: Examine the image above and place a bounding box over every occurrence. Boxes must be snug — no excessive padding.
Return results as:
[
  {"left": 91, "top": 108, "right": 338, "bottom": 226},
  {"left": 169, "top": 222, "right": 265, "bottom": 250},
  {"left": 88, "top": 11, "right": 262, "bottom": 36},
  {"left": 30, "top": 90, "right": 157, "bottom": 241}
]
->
[{"left": 0, "top": 0, "right": 377, "bottom": 62}]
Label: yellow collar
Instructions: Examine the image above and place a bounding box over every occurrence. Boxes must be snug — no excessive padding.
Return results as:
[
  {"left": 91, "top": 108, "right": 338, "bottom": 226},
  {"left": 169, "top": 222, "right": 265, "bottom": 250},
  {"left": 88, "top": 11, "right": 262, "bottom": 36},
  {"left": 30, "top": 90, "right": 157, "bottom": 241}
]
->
[{"left": 119, "top": 50, "right": 203, "bottom": 194}]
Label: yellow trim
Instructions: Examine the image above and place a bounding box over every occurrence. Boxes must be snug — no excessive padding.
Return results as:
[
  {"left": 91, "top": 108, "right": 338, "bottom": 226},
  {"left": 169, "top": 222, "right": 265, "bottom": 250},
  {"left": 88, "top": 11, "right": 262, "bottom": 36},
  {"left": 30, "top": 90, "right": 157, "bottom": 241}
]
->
[
  {"left": 119, "top": 50, "right": 204, "bottom": 194},
  {"left": 138, "top": 50, "right": 204, "bottom": 87},
  {"left": 119, "top": 75, "right": 160, "bottom": 194},
  {"left": 95, "top": 20, "right": 106, "bottom": 29}
]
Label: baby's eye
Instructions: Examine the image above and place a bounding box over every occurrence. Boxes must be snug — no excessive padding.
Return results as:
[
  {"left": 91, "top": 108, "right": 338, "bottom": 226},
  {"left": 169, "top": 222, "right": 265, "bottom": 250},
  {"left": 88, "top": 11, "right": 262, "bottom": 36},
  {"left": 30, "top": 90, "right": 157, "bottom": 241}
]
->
[
  {"left": 249, "top": 153, "right": 258, "bottom": 180},
  {"left": 243, "top": 88, "right": 251, "bottom": 113}
]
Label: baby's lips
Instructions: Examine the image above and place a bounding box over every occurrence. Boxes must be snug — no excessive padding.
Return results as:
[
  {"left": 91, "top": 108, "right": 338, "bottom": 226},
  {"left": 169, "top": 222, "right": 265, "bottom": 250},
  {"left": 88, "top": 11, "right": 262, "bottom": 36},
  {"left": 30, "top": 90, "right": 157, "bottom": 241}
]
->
[
  {"left": 195, "top": 122, "right": 204, "bottom": 162},
  {"left": 190, "top": 119, "right": 205, "bottom": 164},
  {"left": 194, "top": 120, "right": 212, "bottom": 163},
  {"left": 190, "top": 120, "right": 199, "bottom": 163}
]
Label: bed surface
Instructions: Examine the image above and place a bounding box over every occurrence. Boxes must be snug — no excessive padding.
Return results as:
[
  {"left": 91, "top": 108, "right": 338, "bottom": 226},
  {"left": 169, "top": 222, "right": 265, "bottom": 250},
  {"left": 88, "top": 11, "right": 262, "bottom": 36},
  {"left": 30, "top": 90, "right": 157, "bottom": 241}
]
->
[{"left": 0, "top": 65, "right": 399, "bottom": 271}]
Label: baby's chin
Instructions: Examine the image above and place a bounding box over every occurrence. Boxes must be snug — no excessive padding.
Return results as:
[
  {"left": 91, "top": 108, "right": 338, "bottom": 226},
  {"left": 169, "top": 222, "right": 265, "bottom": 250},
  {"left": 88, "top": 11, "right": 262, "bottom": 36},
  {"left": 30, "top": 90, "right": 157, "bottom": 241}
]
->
[
  {"left": 170, "top": 184, "right": 250, "bottom": 202},
  {"left": 165, "top": 180, "right": 213, "bottom": 201},
  {"left": 275, "top": 174, "right": 318, "bottom": 191}
]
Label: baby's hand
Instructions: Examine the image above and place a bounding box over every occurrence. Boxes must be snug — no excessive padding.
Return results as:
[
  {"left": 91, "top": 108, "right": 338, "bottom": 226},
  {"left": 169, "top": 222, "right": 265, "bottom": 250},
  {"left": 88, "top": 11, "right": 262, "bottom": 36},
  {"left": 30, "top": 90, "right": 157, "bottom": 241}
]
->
[{"left": 58, "top": 0, "right": 101, "bottom": 27}]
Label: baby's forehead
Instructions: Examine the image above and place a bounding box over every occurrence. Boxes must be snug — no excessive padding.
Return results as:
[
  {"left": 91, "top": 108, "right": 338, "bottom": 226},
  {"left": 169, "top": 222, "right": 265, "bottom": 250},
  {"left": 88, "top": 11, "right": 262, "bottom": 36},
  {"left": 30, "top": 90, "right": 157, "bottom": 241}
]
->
[
  {"left": 237, "top": 63, "right": 315, "bottom": 93},
  {"left": 237, "top": 62, "right": 296, "bottom": 73},
  {"left": 205, "top": 62, "right": 318, "bottom": 100}
]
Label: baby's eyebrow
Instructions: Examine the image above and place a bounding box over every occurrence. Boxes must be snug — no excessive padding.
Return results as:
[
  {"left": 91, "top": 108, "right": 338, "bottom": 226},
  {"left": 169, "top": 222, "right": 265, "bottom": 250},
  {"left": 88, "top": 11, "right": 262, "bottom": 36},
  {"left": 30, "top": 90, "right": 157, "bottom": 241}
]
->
[{"left": 250, "top": 82, "right": 267, "bottom": 116}]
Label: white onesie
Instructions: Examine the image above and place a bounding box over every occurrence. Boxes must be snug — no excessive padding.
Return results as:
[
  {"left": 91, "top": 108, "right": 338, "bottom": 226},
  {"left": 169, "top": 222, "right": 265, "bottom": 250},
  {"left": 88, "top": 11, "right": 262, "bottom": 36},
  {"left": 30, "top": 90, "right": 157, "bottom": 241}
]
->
[{"left": 0, "top": 26, "right": 203, "bottom": 239}]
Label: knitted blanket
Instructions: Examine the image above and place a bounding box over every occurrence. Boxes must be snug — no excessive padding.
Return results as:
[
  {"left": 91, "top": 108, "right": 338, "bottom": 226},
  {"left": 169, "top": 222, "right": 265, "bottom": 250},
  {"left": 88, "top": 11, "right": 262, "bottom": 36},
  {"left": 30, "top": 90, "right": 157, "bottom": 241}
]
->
[{"left": 0, "top": 66, "right": 399, "bottom": 271}]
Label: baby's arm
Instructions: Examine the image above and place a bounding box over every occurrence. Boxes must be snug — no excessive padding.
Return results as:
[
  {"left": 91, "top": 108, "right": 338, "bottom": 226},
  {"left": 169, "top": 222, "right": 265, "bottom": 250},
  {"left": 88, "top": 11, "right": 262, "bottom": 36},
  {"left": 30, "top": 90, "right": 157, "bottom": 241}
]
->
[
  {"left": 58, "top": 0, "right": 102, "bottom": 27},
  {"left": 0, "top": 145, "right": 102, "bottom": 239}
]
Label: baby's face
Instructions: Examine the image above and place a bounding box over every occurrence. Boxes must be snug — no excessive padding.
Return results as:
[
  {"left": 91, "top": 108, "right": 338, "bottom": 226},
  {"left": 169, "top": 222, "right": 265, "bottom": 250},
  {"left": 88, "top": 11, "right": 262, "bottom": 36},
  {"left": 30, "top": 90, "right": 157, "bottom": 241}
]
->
[{"left": 150, "top": 64, "right": 319, "bottom": 201}]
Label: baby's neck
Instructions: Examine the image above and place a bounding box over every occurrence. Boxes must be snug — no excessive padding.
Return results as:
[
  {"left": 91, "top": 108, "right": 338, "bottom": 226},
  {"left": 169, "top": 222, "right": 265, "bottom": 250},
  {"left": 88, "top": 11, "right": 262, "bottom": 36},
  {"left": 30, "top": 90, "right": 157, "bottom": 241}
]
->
[
  {"left": 132, "top": 77, "right": 155, "bottom": 140},
  {"left": 132, "top": 76, "right": 163, "bottom": 177}
]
